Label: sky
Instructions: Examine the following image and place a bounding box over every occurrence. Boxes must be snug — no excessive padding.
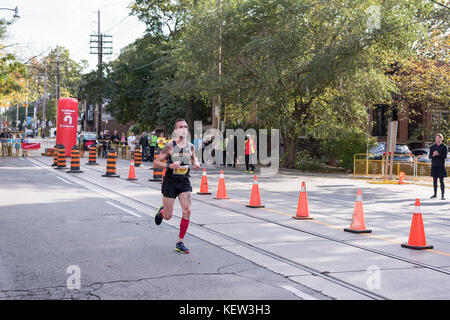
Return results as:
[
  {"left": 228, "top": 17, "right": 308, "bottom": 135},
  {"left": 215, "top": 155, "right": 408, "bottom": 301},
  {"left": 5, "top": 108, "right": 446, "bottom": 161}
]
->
[{"left": 1, "top": 0, "right": 147, "bottom": 71}]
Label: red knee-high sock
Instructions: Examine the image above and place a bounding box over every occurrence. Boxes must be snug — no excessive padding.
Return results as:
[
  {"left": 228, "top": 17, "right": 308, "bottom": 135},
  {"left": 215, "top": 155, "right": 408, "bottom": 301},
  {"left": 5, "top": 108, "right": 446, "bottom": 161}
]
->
[{"left": 179, "top": 218, "right": 190, "bottom": 240}]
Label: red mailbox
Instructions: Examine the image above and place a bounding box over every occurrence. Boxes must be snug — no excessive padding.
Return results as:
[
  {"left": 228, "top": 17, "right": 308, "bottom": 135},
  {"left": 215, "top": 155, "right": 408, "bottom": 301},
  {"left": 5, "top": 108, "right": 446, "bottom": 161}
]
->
[{"left": 56, "top": 98, "right": 78, "bottom": 157}]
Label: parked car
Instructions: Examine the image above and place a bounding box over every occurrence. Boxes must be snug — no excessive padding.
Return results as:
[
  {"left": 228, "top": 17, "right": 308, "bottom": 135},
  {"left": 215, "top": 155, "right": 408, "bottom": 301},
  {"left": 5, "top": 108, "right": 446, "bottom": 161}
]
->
[
  {"left": 79, "top": 132, "right": 97, "bottom": 151},
  {"left": 412, "top": 148, "right": 450, "bottom": 164},
  {"left": 368, "top": 143, "right": 414, "bottom": 162},
  {"left": 412, "top": 148, "right": 431, "bottom": 163}
]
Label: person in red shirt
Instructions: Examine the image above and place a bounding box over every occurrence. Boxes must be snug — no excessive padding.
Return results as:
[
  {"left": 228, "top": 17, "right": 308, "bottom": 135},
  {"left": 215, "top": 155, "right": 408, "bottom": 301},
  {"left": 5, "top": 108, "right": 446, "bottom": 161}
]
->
[{"left": 245, "top": 134, "right": 256, "bottom": 173}]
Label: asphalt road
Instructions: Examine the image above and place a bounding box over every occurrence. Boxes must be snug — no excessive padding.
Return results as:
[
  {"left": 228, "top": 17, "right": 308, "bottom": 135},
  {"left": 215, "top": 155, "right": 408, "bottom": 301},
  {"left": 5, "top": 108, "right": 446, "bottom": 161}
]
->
[{"left": 0, "top": 156, "right": 322, "bottom": 300}]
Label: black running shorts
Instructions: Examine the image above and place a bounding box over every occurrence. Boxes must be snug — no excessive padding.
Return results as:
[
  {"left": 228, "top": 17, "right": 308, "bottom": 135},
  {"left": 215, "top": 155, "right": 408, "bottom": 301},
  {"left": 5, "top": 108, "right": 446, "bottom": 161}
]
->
[{"left": 161, "top": 176, "right": 192, "bottom": 199}]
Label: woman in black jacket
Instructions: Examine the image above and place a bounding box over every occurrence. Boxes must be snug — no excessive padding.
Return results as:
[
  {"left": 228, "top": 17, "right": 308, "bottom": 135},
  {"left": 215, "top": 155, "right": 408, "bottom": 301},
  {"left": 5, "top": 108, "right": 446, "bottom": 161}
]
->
[{"left": 429, "top": 133, "right": 448, "bottom": 200}]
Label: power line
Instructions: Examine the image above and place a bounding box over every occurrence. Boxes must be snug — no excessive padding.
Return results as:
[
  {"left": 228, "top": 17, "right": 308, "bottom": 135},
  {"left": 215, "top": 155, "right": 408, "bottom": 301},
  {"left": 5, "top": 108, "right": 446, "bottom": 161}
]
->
[
  {"left": 429, "top": 0, "right": 450, "bottom": 10},
  {"left": 104, "top": 14, "right": 131, "bottom": 34},
  {"left": 131, "top": 53, "right": 173, "bottom": 71}
]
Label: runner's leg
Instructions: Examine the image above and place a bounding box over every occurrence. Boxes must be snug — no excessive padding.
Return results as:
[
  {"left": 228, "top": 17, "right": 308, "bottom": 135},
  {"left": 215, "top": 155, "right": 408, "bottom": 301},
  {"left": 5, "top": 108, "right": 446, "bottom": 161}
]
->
[
  {"left": 162, "top": 196, "right": 175, "bottom": 220},
  {"left": 177, "top": 191, "right": 192, "bottom": 243}
]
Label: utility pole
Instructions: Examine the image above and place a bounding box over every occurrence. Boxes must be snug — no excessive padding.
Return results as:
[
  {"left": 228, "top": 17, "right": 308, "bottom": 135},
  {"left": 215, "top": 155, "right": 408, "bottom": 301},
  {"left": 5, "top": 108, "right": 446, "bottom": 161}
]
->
[
  {"left": 50, "top": 46, "right": 62, "bottom": 122},
  {"left": 49, "top": 46, "right": 66, "bottom": 127},
  {"left": 212, "top": 0, "right": 223, "bottom": 130},
  {"left": 90, "top": 10, "right": 113, "bottom": 135},
  {"left": 42, "top": 61, "right": 47, "bottom": 122}
]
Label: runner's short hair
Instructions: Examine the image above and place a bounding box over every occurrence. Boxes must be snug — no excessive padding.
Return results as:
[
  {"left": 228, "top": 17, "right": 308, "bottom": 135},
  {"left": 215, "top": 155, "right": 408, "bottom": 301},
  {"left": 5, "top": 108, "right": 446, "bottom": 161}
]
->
[
  {"left": 174, "top": 118, "right": 187, "bottom": 129},
  {"left": 436, "top": 133, "right": 444, "bottom": 139}
]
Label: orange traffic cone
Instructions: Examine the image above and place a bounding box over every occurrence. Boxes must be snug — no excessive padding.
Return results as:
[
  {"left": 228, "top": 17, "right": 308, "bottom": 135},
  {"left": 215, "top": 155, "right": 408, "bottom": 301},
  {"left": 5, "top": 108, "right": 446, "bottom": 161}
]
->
[
  {"left": 197, "top": 168, "right": 212, "bottom": 195},
  {"left": 401, "top": 199, "right": 433, "bottom": 250},
  {"left": 398, "top": 172, "right": 406, "bottom": 185},
  {"left": 247, "top": 175, "right": 265, "bottom": 208},
  {"left": 344, "top": 190, "right": 372, "bottom": 234},
  {"left": 214, "top": 170, "right": 230, "bottom": 200},
  {"left": 127, "top": 159, "right": 138, "bottom": 181},
  {"left": 292, "top": 181, "right": 313, "bottom": 220}
]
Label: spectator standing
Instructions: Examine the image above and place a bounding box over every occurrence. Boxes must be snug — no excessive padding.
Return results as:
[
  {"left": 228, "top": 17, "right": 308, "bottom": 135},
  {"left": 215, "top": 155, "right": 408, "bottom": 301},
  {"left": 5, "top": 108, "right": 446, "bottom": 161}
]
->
[
  {"left": 430, "top": 133, "right": 448, "bottom": 200},
  {"left": 245, "top": 134, "right": 256, "bottom": 173},
  {"left": 14, "top": 134, "right": 21, "bottom": 157},
  {"left": 22, "top": 135, "right": 29, "bottom": 157},
  {"left": 128, "top": 131, "right": 137, "bottom": 159},
  {"left": 139, "top": 132, "right": 150, "bottom": 161},
  {"left": 149, "top": 131, "right": 158, "bottom": 162},
  {"left": 110, "top": 130, "right": 120, "bottom": 153}
]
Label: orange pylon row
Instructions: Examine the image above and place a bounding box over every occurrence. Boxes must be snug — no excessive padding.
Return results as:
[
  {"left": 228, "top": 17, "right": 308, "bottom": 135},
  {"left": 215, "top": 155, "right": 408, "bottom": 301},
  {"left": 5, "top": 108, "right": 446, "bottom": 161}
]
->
[
  {"left": 128, "top": 163, "right": 434, "bottom": 251},
  {"left": 291, "top": 182, "right": 432, "bottom": 250}
]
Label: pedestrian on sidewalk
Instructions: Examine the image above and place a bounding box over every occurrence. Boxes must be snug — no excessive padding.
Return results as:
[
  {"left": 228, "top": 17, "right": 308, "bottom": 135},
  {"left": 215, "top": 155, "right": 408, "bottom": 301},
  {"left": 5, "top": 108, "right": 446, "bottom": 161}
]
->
[
  {"left": 128, "top": 131, "right": 137, "bottom": 159},
  {"left": 430, "top": 133, "right": 448, "bottom": 200},
  {"left": 22, "top": 135, "right": 29, "bottom": 157},
  {"left": 149, "top": 131, "right": 158, "bottom": 162},
  {"left": 245, "top": 134, "right": 256, "bottom": 173},
  {"left": 139, "top": 131, "right": 150, "bottom": 161},
  {"left": 14, "top": 134, "right": 21, "bottom": 157}
]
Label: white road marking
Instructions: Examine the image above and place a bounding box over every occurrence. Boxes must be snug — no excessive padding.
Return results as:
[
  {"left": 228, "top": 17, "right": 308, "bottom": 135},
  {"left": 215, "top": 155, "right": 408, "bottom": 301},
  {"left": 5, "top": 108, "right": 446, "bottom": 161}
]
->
[
  {"left": 55, "top": 176, "right": 72, "bottom": 185},
  {"left": 106, "top": 201, "right": 142, "bottom": 218},
  {"left": 280, "top": 285, "right": 318, "bottom": 300}
]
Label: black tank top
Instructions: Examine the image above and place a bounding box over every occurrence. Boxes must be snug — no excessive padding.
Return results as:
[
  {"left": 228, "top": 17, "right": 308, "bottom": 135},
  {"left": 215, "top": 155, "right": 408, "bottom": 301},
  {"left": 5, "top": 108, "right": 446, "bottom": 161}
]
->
[{"left": 165, "top": 140, "right": 192, "bottom": 177}]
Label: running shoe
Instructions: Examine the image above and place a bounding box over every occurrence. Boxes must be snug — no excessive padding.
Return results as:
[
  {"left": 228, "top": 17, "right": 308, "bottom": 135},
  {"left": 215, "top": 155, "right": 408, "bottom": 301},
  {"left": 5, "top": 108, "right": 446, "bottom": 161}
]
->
[
  {"left": 249, "top": 171, "right": 254, "bottom": 174},
  {"left": 244, "top": 170, "right": 249, "bottom": 173},
  {"left": 442, "top": 196, "right": 446, "bottom": 200},
  {"left": 154, "top": 205, "right": 164, "bottom": 225},
  {"left": 431, "top": 195, "right": 437, "bottom": 199},
  {"left": 175, "top": 242, "right": 190, "bottom": 254}
]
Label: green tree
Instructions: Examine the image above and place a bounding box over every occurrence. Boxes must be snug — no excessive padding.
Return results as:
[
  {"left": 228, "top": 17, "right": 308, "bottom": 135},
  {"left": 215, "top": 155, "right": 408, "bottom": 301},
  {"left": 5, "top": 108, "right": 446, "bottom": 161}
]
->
[
  {"left": 0, "top": 19, "right": 26, "bottom": 99},
  {"left": 175, "top": 0, "right": 437, "bottom": 167}
]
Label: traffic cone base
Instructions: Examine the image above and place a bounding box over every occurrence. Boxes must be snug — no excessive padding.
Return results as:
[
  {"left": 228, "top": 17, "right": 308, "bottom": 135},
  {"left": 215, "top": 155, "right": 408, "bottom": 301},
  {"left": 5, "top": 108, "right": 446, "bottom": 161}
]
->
[
  {"left": 247, "top": 204, "right": 265, "bottom": 208},
  {"left": 344, "top": 228, "right": 371, "bottom": 234},
  {"left": 292, "top": 216, "right": 314, "bottom": 220},
  {"left": 86, "top": 163, "right": 99, "bottom": 166},
  {"left": 67, "top": 170, "right": 83, "bottom": 174},
  {"left": 102, "top": 174, "right": 120, "bottom": 178},
  {"left": 401, "top": 243, "right": 433, "bottom": 250},
  {"left": 198, "top": 192, "right": 212, "bottom": 195}
]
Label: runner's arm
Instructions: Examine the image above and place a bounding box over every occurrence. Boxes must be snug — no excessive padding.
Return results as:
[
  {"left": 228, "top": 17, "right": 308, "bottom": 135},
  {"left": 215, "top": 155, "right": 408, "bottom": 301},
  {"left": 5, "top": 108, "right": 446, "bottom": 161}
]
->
[
  {"left": 191, "top": 144, "right": 201, "bottom": 169},
  {"left": 153, "top": 143, "right": 173, "bottom": 169}
]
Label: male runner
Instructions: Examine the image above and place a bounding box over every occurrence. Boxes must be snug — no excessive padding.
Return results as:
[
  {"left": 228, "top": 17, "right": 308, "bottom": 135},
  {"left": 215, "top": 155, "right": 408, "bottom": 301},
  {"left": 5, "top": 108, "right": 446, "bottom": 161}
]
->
[{"left": 154, "top": 119, "right": 201, "bottom": 254}]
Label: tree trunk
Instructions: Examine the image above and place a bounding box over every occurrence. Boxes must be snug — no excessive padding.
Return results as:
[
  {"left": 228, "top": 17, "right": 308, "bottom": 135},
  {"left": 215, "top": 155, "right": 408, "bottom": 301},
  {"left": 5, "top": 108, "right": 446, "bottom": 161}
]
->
[{"left": 285, "top": 136, "right": 299, "bottom": 169}]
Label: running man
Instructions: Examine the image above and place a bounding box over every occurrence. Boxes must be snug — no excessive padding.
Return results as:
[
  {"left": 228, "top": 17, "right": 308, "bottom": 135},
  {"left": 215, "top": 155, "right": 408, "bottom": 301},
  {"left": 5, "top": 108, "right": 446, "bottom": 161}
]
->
[{"left": 154, "top": 119, "right": 201, "bottom": 254}]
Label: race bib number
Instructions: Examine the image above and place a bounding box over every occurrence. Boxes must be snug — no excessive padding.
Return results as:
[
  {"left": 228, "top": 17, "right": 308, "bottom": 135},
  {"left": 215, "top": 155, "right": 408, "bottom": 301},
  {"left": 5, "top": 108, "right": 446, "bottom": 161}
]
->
[{"left": 174, "top": 165, "right": 189, "bottom": 175}]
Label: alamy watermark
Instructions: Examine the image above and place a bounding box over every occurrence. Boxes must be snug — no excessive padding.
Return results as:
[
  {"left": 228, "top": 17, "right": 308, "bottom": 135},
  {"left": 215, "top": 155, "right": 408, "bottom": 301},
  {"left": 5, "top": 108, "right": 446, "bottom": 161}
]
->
[
  {"left": 366, "top": 265, "right": 381, "bottom": 290},
  {"left": 169, "top": 121, "right": 280, "bottom": 177},
  {"left": 66, "top": 265, "right": 81, "bottom": 290}
]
